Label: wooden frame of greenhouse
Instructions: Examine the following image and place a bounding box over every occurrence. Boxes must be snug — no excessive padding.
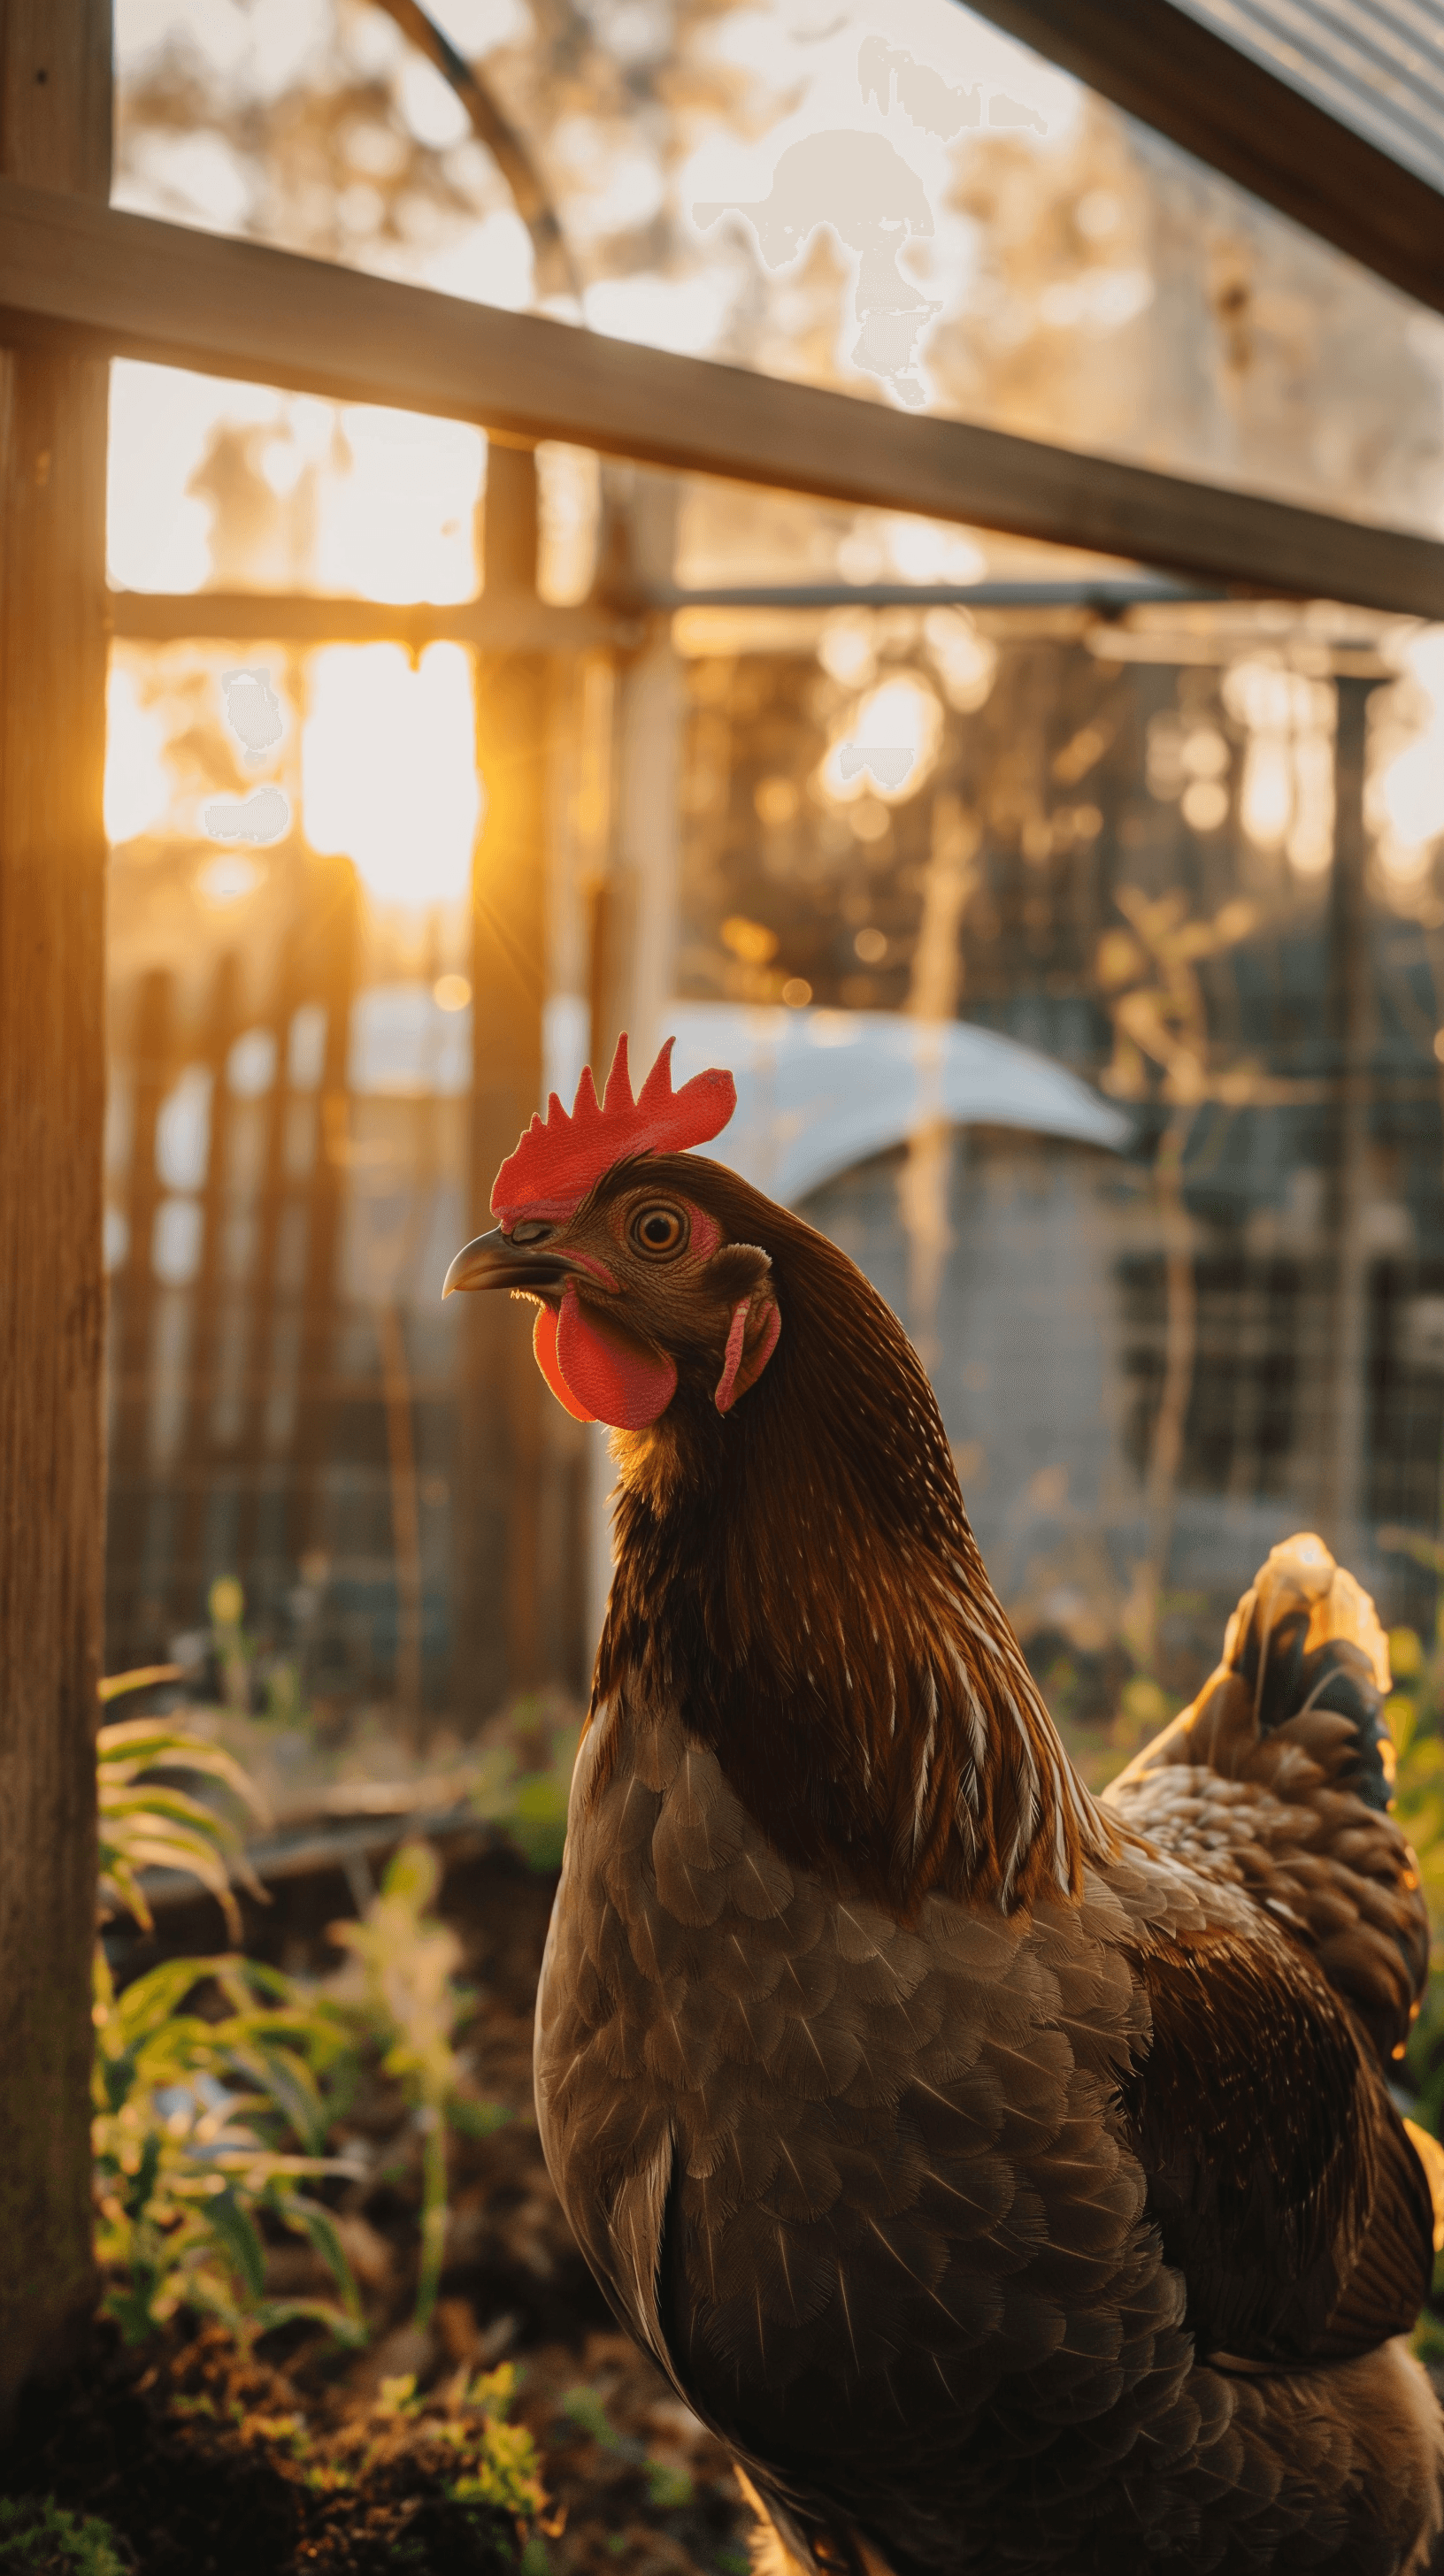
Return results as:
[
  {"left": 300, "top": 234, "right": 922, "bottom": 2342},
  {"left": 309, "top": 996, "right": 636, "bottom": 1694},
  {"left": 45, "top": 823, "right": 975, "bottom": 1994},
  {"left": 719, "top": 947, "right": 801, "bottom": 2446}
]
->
[{"left": 4, "top": 0, "right": 1444, "bottom": 2418}]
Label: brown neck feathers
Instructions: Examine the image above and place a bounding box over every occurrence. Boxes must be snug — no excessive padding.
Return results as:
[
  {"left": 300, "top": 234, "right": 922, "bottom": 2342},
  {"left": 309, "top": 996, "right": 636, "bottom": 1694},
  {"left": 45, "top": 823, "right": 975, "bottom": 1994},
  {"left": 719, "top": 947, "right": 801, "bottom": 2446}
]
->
[{"left": 591, "top": 1171, "right": 1111, "bottom": 1914}]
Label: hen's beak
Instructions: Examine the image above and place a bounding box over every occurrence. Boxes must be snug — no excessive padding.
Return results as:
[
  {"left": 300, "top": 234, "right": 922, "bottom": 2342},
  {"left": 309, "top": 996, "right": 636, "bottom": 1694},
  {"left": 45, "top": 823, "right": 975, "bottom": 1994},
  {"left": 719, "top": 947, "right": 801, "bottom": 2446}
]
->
[{"left": 442, "top": 1226, "right": 571, "bottom": 1299}]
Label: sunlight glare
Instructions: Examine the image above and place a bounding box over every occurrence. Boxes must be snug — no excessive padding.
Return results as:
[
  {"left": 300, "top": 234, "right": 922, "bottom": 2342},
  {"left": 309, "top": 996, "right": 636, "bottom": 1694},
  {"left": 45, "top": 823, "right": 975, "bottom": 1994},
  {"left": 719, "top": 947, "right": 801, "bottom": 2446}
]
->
[
  {"left": 818, "top": 672, "right": 942, "bottom": 806},
  {"left": 109, "top": 360, "right": 480, "bottom": 602},
  {"left": 1380, "top": 740, "right": 1444, "bottom": 855},
  {"left": 584, "top": 271, "right": 733, "bottom": 357},
  {"left": 886, "top": 518, "right": 987, "bottom": 585},
  {"left": 422, "top": 208, "right": 534, "bottom": 311},
  {"left": 1224, "top": 659, "right": 1336, "bottom": 876},
  {"left": 1374, "top": 631, "right": 1444, "bottom": 883},
  {"left": 302, "top": 642, "right": 481, "bottom": 909},
  {"left": 924, "top": 608, "right": 997, "bottom": 713},
  {"left": 196, "top": 854, "right": 264, "bottom": 907},
  {"left": 108, "top": 363, "right": 278, "bottom": 592},
  {"left": 104, "top": 666, "right": 173, "bottom": 843},
  {"left": 1238, "top": 737, "right": 1291, "bottom": 851},
  {"left": 319, "top": 412, "right": 483, "bottom": 604}
]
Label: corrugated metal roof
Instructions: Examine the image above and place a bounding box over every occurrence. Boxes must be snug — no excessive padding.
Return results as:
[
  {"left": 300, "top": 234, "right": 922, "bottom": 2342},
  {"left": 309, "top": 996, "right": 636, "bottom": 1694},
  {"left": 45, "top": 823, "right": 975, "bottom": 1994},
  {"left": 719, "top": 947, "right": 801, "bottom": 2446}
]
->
[{"left": 1166, "top": 0, "right": 1444, "bottom": 194}]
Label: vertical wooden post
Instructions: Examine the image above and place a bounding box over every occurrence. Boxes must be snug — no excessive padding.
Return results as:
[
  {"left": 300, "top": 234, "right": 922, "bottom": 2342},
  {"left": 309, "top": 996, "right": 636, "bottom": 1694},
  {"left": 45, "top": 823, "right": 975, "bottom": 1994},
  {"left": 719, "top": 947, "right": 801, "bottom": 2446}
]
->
[
  {"left": 589, "top": 469, "right": 683, "bottom": 1070},
  {"left": 455, "top": 442, "right": 548, "bottom": 1718},
  {"left": 582, "top": 469, "right": 682, "bottom": 1653},
  {"left": 0, "top": 0, "right": 112, "bottom": 2416},
  {"left": 1314, "top": 677, "right": 1376, "bottom": 1562}
]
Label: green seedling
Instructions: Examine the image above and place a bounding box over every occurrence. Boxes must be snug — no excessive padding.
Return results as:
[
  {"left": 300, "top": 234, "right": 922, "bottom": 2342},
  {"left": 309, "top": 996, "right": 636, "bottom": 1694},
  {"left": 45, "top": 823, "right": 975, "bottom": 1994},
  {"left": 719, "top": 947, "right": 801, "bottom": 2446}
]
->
[
  {"left": 0, "top": 2497, "right": 131, "bottom": 2573},
  {"left": 645, "top": 2459, "right": 695, "bottom": 2511},
  {"left": 559, "top": 2386, "right": 628, "bottom": 2456},
  {"left": 327, "top": 1840, "right": 502, "bottom": 2328},
  {"left": 209, "top": 1576, "right": 251, "bottom": 1715}
]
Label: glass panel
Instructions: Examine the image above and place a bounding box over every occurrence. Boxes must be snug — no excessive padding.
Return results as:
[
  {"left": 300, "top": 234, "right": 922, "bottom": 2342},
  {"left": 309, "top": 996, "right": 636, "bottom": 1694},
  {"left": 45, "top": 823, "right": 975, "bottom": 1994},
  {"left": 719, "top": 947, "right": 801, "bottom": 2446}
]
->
[
  {"left": 666, "top": 587, "right": 1444, "bottom": 1783},
  {"left": 108, "top": 364, "right": 485, "bottom": 598},
  {"left": 104, "top": 625, "right": 480, "bottom": 1771},
  {"left": 114, "top": 0, "right": 1444, "bottom": 536},
  {"left": 672, "top": 473, "right": 1138, "bottom": 593},
  {"left": 104, "top": 577, "right": 1444, "bottom": 1792},
  {"left": 107, "top": 356, "right": 606, "bottom": 604},
  {"left": 104, "top": 362, "right": 1444, "bottom": 1841}
]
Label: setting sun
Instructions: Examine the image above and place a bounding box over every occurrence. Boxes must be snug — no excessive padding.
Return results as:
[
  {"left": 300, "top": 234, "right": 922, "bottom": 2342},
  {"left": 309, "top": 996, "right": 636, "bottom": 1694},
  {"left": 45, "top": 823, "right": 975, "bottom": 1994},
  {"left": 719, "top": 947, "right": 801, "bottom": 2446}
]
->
[{"left": 301, "top": 641, "right": 481, "bottom": 909}]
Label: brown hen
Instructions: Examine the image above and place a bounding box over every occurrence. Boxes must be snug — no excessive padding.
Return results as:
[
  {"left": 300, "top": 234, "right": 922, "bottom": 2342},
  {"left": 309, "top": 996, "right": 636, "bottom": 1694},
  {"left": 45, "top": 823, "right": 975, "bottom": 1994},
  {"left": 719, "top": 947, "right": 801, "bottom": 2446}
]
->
[{"left": 446, "top": 1037, "right": 1444, "bottom": 2576}]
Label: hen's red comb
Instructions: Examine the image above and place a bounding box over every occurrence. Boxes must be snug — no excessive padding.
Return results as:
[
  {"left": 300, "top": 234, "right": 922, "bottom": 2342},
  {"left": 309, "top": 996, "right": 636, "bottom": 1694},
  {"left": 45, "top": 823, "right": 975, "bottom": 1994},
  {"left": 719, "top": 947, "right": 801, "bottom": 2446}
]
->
[{"left": 491, "top": 1033, "right": 736, "bottom": 1221}]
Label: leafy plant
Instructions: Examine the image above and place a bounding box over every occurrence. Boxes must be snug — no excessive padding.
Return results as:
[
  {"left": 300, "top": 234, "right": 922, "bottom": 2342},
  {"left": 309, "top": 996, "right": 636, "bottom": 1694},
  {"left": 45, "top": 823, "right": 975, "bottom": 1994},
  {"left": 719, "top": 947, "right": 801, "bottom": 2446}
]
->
[
  {"left": 90, "top": 1690, "right": 511, "bottom": 2362},
  {"left": 205, "top": 2357, "right": 548, "bottom": 2533},
  {"left": 190, "top": 1575, "right": 308, "bottom": 1725},
  {"left": 92, "top": 1946, "right": 365, "bottom": 2348},
  {"left": 469, "top": 1701, "right": 580, "bottom": 1872},
  {"left": 327, "top": 1842, "right": 503, "bottom": 2328},
  {"left": 1377, "top": 1576, "right": 1444, "bottom": 2140},
  {"left": 366, "top": 2364, "right": 546, "bottom": 2518},
  {"left": 97, "top": 1668, "right": 266, "bottom": 1941},
  {"left": 0, "top": 2499, "right": 130, "bottom": 2575},
  {"left": 442, "top": 2366, "right": 549, "bottom": 2518},
  {"left": 96, "top": 1672, "right": 369, "bottom": 2347}
]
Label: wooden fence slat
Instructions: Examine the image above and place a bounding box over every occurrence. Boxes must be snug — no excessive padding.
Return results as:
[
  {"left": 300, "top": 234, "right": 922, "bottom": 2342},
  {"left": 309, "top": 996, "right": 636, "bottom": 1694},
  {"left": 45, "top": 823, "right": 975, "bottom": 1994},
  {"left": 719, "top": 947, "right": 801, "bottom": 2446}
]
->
[
  {"left": 104, "top": 967, "right": 176, "bottom": 1666},
  {"left": 286, "top": 859, "right": 359, "bottom": 1577},
  {"left": 173, "top": 949, "right": 243, "bottom": 1620}
]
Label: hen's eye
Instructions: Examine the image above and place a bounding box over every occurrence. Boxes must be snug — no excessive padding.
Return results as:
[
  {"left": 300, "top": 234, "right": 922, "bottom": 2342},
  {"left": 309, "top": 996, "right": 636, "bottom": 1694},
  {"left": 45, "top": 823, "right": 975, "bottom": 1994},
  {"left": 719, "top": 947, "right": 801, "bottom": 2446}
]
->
[
  {"left": 511, "top": 1220, "right": 553, "bottom": 1247},
  {"left": 630, "top": 1202, "right": 687, "bottom": 1258}
]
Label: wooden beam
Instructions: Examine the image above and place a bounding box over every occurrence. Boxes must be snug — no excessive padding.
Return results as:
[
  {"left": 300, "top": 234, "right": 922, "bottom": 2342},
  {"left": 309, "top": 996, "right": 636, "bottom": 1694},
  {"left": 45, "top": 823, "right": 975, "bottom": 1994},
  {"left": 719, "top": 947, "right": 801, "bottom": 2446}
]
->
[
  {"left": 4, "top": 179, "right": 1444, "bottom": 619},
  {"left": 0, "top": 0, "right": 110, "bottom": 2421},
  {"left": 106, "top": 579, "right": 1211, "bottom": 651},
  {"left": 109, "top": 587, "right": 629, "bottom": 651},
  {"left": 957, "top": 0, "right": 1444, "bottom": 322}
]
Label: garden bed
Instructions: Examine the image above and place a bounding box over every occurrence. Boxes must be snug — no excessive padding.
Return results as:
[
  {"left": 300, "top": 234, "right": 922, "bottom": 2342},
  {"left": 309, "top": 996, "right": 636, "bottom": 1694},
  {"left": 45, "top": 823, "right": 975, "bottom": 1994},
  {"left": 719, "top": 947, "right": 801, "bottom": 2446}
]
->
[{"left": 2, "top": 1850, "right": 755, "bottom": 2576}]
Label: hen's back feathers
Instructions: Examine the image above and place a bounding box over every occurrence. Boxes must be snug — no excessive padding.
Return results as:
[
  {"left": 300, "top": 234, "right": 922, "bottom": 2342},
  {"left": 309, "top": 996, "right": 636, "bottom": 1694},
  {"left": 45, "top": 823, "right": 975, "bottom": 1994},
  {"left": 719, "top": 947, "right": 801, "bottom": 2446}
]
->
[{"left": 1107, "top": 1533, "right": 1430, "bottom": 2069}]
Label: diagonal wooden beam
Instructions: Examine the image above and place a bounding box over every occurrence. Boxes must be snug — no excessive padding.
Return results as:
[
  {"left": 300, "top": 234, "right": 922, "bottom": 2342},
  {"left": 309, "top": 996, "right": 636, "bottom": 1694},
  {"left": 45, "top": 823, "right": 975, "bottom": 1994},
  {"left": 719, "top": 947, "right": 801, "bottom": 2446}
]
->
[
  {"left": 4, "top": 177, "right": 1444, "bottom": 619},
  {"left": 957, "top": 0, "right": 1444, "bottom": 321}
]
